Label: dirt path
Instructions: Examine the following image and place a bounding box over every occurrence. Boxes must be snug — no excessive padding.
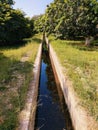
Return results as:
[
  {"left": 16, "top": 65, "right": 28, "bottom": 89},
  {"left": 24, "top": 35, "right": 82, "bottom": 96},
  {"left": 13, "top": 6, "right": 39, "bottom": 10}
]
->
[{"left": 0, "top": 51, "right": 33, "bottom": 128}]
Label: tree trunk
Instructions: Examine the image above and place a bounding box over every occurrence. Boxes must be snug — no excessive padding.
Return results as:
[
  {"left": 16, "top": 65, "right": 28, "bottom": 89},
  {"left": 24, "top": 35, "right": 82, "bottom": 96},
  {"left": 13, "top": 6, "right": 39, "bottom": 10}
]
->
[
  {"left": 85, "top": 37, "right": 91, "bottom": 46},
  {"left": 85, "top": 37, "right": 94, "bottom": 46}
]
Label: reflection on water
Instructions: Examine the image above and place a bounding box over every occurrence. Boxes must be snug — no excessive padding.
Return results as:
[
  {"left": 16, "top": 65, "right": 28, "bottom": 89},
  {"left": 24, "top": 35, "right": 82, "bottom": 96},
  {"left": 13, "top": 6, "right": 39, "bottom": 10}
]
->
[{"left": 34, "top": 51, "right": 73, "bottom": 130}]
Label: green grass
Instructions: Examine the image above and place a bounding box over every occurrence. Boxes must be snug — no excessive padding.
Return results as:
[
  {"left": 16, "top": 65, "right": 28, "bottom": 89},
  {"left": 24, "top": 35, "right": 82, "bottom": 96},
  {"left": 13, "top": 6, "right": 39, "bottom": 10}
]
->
[
  {"left": 0, "top": 34, "right": 41, "bottom": 130},
  {"left": 49, "top": 36, "right": 98, "bottom": 122}
]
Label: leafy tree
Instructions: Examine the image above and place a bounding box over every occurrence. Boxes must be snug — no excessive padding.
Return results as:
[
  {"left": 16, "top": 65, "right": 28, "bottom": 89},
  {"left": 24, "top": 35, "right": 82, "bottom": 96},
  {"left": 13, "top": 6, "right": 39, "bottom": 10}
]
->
[
  {"left": 45, "top": 3, "right": 57, "bottom": 34},
  {"left": 40, "top": 0, "right": 98, "bottom": 45},
  {"left": 0, "top": 1, "right": 12, "bottom": 43},
  {"left": 66, "top": 0, "right": 98, "bottom": 44},
  {"left": 0, "top": 0, "right": 34, "bottom": 45},
  {"left": 0, "top": 0, "right": 14, "bottom": 5},
  {"left": 4, "top": 9, "right": 32, "bottom": 43},
  {"left": 29, "top": 17, "right": 35, "bottom": 34},
  {"left": 75, "top": 0, "right": 98, "bottom": 45},
  {"left": 34, "top": 14, "right": 46, "bottom": 33}
]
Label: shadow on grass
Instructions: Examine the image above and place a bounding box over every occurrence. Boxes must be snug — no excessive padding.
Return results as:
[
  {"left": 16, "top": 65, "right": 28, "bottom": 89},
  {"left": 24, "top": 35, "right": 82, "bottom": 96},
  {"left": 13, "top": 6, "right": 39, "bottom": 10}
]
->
[
  {"left": 65, "top": 41, "right": 98, "bottom": 52},
  {"left": 49, "top": 35, "right": 98, "bottom": 51},
  {"left": 31, "top": 37, "right": 41, "bottom": 43},
  {"left": 0, "top": 40, "right": 27, "bottom": 49},
  {"left": 0, "top": 36, "right": 41, "bottom": 50}
]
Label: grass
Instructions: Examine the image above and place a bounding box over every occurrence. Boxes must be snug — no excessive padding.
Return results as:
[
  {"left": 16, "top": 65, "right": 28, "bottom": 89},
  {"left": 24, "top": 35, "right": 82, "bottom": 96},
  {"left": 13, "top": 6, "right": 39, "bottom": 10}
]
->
[
  {"left": 48, "top": 36, "right": 98, "bottom": 122},
  {"left": 0, "top": 34, "right": 41, "bottom": 130}
]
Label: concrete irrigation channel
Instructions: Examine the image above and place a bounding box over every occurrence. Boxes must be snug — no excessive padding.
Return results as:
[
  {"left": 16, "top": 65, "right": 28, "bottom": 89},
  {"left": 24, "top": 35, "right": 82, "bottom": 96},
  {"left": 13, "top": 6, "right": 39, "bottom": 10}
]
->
[{"left": 18, "top": 35, "right": 91, "bottom": 130}]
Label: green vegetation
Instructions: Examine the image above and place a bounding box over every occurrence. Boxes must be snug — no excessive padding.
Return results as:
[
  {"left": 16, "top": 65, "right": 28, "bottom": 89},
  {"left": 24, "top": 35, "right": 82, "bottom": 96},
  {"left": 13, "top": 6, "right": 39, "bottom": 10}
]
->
[
  {"left": 0, "top": 0, "right": 98, "bottom": 129},
  {"left": 0, "top": 0, "right": 34, "bottom": 45},
  {"left": 49, "top": 35, "right": 98, "bottom": 121},
  {"left": 0, "top": 34, "right": 41, "bottom": 129},
  {"left": 35, "top": 0, "right": 98, "bottom": 45}
]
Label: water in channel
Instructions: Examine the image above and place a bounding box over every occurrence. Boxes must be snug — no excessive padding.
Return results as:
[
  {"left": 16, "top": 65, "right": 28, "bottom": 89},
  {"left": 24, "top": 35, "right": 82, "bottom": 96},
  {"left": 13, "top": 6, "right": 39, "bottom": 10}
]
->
[{"left": 35, "top": 46, "right": 73, "bottom": 130}]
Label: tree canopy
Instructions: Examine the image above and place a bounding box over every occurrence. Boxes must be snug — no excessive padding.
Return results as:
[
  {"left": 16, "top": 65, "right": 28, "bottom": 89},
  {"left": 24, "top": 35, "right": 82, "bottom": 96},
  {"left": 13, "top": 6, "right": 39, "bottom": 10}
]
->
[
  {"left": 1, "top": 0, "right": 98, "bottom": 45},
  {"left": 0, "top": 0, "right": 34, "bottom": 45},
  {"left": 35, "top": 0, "right": 98, "bottom": 44}
]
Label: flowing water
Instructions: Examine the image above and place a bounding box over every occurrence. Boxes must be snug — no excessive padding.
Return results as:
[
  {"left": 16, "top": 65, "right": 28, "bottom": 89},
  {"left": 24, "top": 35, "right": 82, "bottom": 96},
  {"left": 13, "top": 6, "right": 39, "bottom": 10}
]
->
[{"left": 34, "top": 48, "right": 73, "bottom": 130}]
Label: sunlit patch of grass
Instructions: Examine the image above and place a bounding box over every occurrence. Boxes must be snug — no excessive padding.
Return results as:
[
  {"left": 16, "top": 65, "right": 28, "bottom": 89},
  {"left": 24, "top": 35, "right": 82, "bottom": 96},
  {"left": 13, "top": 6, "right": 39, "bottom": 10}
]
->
[
  {"left": 0, "top": 34, "right": 41, "bottom": 81},
  {"left": 0, "top": 34, "right": 41, "bottom": 129},
  {"left": 49, "top": 36, "right": 98, "bottom": 121}
]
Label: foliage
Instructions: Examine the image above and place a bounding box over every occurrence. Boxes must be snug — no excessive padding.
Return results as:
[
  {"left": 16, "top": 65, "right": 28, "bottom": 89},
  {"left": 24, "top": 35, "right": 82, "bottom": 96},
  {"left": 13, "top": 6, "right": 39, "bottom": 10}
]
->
[
  {"left": 0, "top": 0, "right": 34, "bottom": 45},
  {"left": 33, "top": 14, "right": 46, "bottom": 33},
  {"left": 0, "top": 0, "right": 14, "bottom": 5},
  {"left": 36, "top": 0, "right": 98, "bottom": 43}
]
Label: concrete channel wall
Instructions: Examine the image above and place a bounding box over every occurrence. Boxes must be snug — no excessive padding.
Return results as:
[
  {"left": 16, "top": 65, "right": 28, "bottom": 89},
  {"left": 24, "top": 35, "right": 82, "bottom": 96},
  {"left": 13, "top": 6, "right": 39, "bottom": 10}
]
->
[
  {"left": 19, "top": 43, "right": 42, "bottom": 130},
  {"left": 18, "top": 36, "right": 94, "bottom": 130},
  {"left": 46, "top": 37, "right": 89, "bottom": 130}
]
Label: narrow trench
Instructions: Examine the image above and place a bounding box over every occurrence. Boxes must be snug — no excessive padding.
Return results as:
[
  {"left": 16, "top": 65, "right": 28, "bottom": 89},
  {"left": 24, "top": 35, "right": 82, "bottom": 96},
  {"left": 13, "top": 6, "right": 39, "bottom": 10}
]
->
[{"left": 34, "top": 40, "right": 73, "bottom": 130}]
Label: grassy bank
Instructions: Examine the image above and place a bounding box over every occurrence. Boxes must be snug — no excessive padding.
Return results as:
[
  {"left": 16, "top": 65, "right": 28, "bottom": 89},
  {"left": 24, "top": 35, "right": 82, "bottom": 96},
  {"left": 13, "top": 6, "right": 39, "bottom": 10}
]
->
[
  {"left": 0, "top": 34, "right": 41, "bottom": 130},
  {"left": 49, "top": 36, "right": 98, "bottom": 122}
]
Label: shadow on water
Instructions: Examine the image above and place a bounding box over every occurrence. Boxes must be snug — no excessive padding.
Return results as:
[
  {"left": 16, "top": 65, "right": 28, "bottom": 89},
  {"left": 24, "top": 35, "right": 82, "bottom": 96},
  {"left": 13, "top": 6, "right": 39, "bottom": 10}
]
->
[{"left": 34, "top": 41, "right": 73, "bottom": 130}]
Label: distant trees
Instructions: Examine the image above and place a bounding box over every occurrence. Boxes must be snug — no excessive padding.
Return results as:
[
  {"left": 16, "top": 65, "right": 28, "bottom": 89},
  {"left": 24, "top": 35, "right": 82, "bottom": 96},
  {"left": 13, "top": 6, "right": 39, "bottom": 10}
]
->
[
  {"left": 36, "top": 0, "right": 98, "bottom": 45},
  {"left": 0, "top": 0, "right": 34, "bottom": 45},
  {"left": 33, "top": 14, "right": 46, "bottom": 33}
]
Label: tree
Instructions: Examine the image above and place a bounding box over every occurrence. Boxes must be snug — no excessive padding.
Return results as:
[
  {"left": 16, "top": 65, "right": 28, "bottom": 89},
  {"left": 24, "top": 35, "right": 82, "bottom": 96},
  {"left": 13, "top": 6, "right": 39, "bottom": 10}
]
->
[
  {"left": 34, "top": 14, "right": 46, "bottom": 33},
  {"left": 45, "top": 3, "right": 57, "bottom": 34},
  {"left": 40, "top": 0, "right": 98, "bottom": 45},
  {"left": 0, "top": 0, "right": 14, "bottom": 5},
  {"left": 4, "top": 9, "right": 32, "bottom": 43},
  {"left": 75, "top": 0, "right": 98, "bottom": 45},
  {"left": 0, "top": 1, "right": 12, "bottom": 43},
  {"left": 0, "top": 0, "right": 34, "bottom": 45}
]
